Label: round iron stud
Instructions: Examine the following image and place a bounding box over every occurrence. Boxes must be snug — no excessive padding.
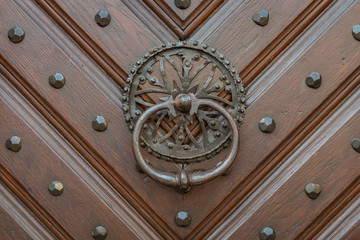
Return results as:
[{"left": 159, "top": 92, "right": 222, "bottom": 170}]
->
[
  {"left": 49, "top": 73, "right": 65, "bottom": 89},
  {"left": 174, "top": 0, "right": 191, "bottom": 9},
  {"left": 305, "top": 183, "right": 322, "bottom": 199},
  {"left": 8, "top": 27, "right": 25, "bottom": 43},
  {"left": 259, "top": 227, "right": 275, "bottom": 240},
  {"left": 92, "top": 116, "right": 108, "bottom": 132},
  {"left": 92, "top": 226, "right": 107, "bottom": 240},
  {"left": 95, "top": 10, "right": 111, "bottom": 27},
  {"left": 352, "top": 24, "right": 360, "bottom": 41},
  {"left": 5, "top": 136, "right": 22, "bottom": 152},
  {"left": 175, "top": 211, "right": 191, "bottom": 227},
  {"left": 306, "top": 72, "right": 322, "bottom": 89},
  {"left": 253, "top": 10, "right": 269, "bottom": 26},
  {"left": 48, "top": 181, "right": 64, "bottom": 196},
  {"left": 259, "top": 117, "right": 276, "bottom": 133},
  {"left": 351, "top": 137, "right": 360, "bottom": 153}
]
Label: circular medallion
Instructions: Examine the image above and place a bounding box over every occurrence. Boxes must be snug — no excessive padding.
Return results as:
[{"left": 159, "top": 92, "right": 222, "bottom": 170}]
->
[{"left": 123, "top": 41, "right": 246, "bottom": 164}]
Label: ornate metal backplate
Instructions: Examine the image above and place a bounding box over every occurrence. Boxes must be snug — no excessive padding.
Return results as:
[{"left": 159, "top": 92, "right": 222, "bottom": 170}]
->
[{"left": 123, "top": 41, "right": 246, "bottom": 189}]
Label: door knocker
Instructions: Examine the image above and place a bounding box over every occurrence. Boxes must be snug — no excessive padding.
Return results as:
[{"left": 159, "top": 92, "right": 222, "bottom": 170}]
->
[{"left": 123, "top": 41, "right": 246, "bottom": 192}]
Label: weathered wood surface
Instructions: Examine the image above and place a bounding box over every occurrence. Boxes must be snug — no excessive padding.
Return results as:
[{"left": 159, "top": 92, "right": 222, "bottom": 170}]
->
[{"left": 1, "top": 0, "right": 359, "bottom": 239}]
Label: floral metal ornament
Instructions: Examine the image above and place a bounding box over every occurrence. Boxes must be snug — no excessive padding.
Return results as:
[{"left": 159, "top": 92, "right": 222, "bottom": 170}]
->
[{"left": 123, "top": 41, "right": 246, "bottom": 191}]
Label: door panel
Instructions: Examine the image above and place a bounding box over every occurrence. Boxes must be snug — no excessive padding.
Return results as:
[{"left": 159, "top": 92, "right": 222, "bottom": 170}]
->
[{"left": 1, "top": 0, "right": 359, "bottom": 239}]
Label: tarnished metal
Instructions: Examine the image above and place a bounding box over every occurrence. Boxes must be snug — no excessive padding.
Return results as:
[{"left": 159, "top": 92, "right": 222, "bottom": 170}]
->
[
  {"left": 259, "top": 117, "right": 276, "bottom": 133},
  {"left": 124, "top": 41, "right": 245, "bottom": 189},
  {"left": 92, "top": 116, "right": 108, "bottom": 132},
  {"left": 259, "top": 227, "right": 275, "bottom": 240},
  {"left": 8, "top": 27, "right": 25, "bottom": 43},
  {"left": 49, "top": 73, "right": 65, "bottom": 89},
  {"left": 306, "top": 72, "right": 322, "bottom": 89},
  {"left": 95, "top": 10, "right": 111, "bottom": 27},
  {"left": 253, "top": 10, "right": 269, "bottom": 26},
  {"left": 305, "top": 183, "right": 322, "bottom": 199},
  {"left": 92, "top": 226, "right": 107, "bottom": 240},
  {"left": 5, "top": 136, "right": 22, "bottom": 152},
  {"left": 174, "top": 0, "right": 191, "bottom": 9},
  {"left": 48, "top": 181, "right": 64, "bottom": 196},
  {"left": 175, "top": 211, "right": 191, "bottom": 227},
  {"left": 351, "top": 137, "right": 360, "bottom": 153},
  {"left": 353, "top": 24, "right": 360, "bottom": 41}
]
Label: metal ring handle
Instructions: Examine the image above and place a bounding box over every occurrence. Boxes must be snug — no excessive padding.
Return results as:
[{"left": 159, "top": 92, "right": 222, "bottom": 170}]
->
[{"left": 132, "top": 99, "right": 239, "bottom": 189}]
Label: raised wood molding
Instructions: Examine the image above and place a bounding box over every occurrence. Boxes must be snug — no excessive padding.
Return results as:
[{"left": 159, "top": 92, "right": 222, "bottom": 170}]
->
[
  {"left": 206, "top": 87, "right": 360, "bottom": 239},
  {"left": 143, "top": 0, "right": 224, "bottom": 39},
  {"left": 0, "top": 183, "right": 56, "bottom": 240},
  {"left": 315, "top": 191, "right": 360, "bottom": 239}
]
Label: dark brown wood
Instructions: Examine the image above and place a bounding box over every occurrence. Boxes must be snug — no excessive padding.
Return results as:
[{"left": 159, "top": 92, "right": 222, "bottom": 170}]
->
[
  {"left": 1, "top": 0, "right": 359, "bottom": 239},
  {"left": 0, "top": 183, "right": 56, "bottom": 240}
]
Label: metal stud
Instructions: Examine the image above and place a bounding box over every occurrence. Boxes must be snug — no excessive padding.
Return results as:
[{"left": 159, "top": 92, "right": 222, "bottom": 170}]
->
[
  {"left": 48, "top": 181, "right": 64, "bottom": 196},
  {"left": 174, "top": 0, "right": 191, "bottom": 9},
  {"left": 305, "top": 183, "right": 322, "bottom": 199},
  {"left": 259, "top": 227, "right": 275, "bottom": 240},
  {"left": 92, "top": 116, "right": 108, "bottom": 132},
  {"left": 306, "top": 72, "right": 322, "bottom": 89},
  {"left": 8, "top": 27, "right": 25, "bottom": 43},
  {"left": 253, "top": 10, "right": 269, "bottom": 26},
  {"left": 352, "top": 24, "right": 360, "bottom": 41},
  {"left": 259, "top": 117, "right": 276, "bottom": 133},
  {"left": 5, "top": 136, "right": 22, "bottom": 152},
  {"left": 352, "top": 137, "right": 360, "bottom": 153},
  {"left": 175, "top": 211, "right": 191, "bottom": 227},
  {"left": 49, "top": 73, "right": 65, "bottom": 89},
  {"left": 92, "top": 226, "right": 107, "bottom": 240},
  {"left": 95, "top": 10, "right": 111, "bottom": 27}
]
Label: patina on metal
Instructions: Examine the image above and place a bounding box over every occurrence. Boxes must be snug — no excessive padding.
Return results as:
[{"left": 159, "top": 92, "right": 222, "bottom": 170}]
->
[
  {"left": 92, "top": 226, "right": 107, "bottom": 240},
  {"left": 253, "top": 10, "right": 269, "bottom": 26},
  {"left": 351, "top": 137, "right": 360, "bottom": 153},
  {"left": 48, "top": 181, "right": 64, "bottom": 196},
  {"left": 352, "top": 24, "right": 360, "bottom": 41},
  {"left": 123, "top": 41, "right": 246, "bottom": 190},
  {"left": 49, "top": 73, "right": 65, "bottom": 89},
  {"left": 259, "top": 227, "right": 275, "bottom": 240},
  {"left": 306, "top": 71, "right": 322, "bottom": 89},
  {"left": 5, "top": 136, "right": 22, "bottom": 152},
  {"left": 95, "top": 10, "right": 111, "bottom": 27},
  {"left": 174, "top": 0, "right": 191, "bottom": 9},
  {"left": 175, "top": 211, "right": 191, "bottom": 227},
  {"left": 305, "top": 183, "right": 322, "bottom": 199},
  {"left": 8, "top": 27, "right": 25, "bottom": 43}
]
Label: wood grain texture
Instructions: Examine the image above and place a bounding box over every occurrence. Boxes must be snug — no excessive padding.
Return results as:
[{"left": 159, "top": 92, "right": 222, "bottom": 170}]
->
[
  {"left": 192, "top": 0, "right": 334, "bottom": 86},
  {"left": 143, "top": 0, "right": 224, "bottom": 39},
  {"left": 0, "top": 0, "right": 178, "bottom": 238},
  {"left": 0, "top": 72, "right": 161, "bottom": 239},
  {"left": 0, "top": 183, "right": 56, "bottom": 240},
  {"left": 186, "top": 0, "right": 360, "bottom": 238},
  {"left": 1, "top": 0, "right": 359, "bottom": 239},
  {"left": 207, "top": 87, "right": 360, "bottom": 239},
  {"left": 315, "top": 193, "right": 360, "bottom": 240}
]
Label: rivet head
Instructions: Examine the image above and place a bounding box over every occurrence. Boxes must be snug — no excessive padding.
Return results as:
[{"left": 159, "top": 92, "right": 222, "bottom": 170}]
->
[
  {"left": 8, "top": 27, "right": 25, "bottom": 43},
  {"left": 175, "top": 211, "right": 191, "bottom": 227},
  {"left": 352, "top": 137, "right": 360, "bottom": 153},
  {"left": 352, "top": 24, "right": 360, "bottom": 41},
  {"left": 49, "top": 73, "right": 65, "bottom": 89},
  {"left": 48, "top": 181, "right": 64, "bottom": 196},
  {"left": 259, "top": 227, "right": 275, "bottom": 240},
  {"left": 306, "top": 72, "right": 322, "bottom": 89},
  {"left": 174, "top": 0, "right": 191, "bottom": 9},
  {"left": 259, "top": 117, "right": 276, "bottom": 133},
  {"left": 5, "top": 136, "right": 22, "bottom": 152},
  {"left": 95, "top": 10, "right": 111, "bottom": 27},
  {"left": 92, "top": 116, "right": 108, "bottom": 132},
  {"left": 305, "top": 183, "right": 322, "bottom": 199},
  {"left": 92, "top": 226, "right": 107, "bottom": 240},
  {"left": 253, "top": 10, "right": 269, "bottom": 26}
]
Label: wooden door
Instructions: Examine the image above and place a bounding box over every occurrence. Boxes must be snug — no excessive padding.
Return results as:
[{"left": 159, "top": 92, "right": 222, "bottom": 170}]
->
[{"left": 1, "top": 0, "right": 359, "bottom": 239}]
